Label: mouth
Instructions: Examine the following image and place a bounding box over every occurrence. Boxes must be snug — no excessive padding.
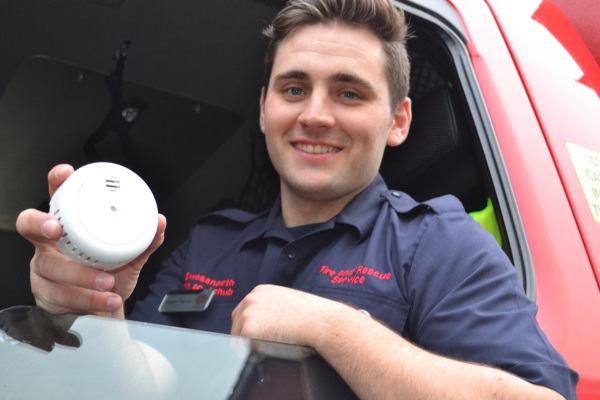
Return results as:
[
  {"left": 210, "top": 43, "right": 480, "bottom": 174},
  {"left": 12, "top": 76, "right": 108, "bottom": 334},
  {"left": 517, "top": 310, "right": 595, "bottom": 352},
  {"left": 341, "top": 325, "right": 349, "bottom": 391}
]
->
[{"left": 293, "top": 143, "right": 342, "bottom": 154}]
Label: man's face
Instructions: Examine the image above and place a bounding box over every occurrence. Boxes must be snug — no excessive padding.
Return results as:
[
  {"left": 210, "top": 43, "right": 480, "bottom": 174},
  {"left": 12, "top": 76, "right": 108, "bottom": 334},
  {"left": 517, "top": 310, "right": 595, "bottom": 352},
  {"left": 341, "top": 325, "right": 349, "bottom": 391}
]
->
[{"left": 260, "top": 23, "right": 410, "bottom": 214}]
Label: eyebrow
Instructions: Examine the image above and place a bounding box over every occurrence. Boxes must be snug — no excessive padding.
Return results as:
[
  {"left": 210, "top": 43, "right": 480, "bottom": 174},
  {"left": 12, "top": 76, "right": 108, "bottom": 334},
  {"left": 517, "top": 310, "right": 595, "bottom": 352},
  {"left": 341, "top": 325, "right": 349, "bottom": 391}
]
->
[
  {"left": 331, "top": 73, "right": 376, "bottom": 92},
  {"left": 272, "top": 70, "right": 376, "bottom": 92},
  {"left": 272, "top": 70, "right": 309, "bottom": 83}
]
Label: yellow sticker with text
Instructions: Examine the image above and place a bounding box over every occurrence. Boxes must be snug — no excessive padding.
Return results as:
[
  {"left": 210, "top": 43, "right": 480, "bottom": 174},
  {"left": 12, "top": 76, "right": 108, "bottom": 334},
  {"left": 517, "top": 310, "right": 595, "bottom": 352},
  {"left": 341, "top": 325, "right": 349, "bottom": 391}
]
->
[{"left": 566, "top": 142, "right": 600, "bottom": 223}]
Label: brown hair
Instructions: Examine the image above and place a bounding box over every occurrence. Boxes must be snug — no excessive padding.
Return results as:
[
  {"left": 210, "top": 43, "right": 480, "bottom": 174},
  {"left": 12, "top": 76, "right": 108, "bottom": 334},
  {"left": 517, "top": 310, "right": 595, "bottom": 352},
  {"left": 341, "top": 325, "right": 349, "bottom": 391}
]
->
[{"left": 262, "top": 0, "right": 411, "bottom": 109}]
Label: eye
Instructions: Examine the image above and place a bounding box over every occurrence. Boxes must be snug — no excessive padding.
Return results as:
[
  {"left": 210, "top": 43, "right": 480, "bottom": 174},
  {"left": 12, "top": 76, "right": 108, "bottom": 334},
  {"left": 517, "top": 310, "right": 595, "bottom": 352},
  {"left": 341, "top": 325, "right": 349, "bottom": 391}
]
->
[
  {"left": 341, "top": 91, "right": 360, "bottom": 100},
  {"left": 285, "top": 86, "right": 304, "bottom": 97}
]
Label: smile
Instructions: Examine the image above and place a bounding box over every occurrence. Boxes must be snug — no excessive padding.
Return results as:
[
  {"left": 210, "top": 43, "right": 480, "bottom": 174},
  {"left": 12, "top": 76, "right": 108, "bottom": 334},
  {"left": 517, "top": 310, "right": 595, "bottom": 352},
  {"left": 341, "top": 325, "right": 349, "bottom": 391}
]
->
[{"left": 293, "top": 143, "right": 342, "bottom": 154}]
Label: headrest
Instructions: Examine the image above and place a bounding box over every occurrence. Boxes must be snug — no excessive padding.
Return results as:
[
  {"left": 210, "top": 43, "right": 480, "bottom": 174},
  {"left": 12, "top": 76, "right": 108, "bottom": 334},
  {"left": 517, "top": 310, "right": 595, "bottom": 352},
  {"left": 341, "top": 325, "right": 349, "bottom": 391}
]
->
[{"left": 380, "top": 84, "right": 459, "bottom": 192}]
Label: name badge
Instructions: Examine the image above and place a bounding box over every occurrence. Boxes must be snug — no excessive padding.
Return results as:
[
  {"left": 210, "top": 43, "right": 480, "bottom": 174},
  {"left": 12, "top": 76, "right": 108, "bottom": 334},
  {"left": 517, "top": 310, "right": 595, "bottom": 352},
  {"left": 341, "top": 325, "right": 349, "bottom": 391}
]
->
[{"left": 158, "top": 289, "right": 215, "bottom": 313}]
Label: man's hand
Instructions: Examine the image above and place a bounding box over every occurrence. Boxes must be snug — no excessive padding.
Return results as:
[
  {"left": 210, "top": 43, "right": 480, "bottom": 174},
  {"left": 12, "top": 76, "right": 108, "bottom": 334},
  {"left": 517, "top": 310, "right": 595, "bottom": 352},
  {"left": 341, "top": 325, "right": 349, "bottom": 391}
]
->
[
  {"left": 15, "top": 164, "right": 167, "bottom": 317},
  {"left": 231, "top": 284, "right": 347, "bottom": 347}
]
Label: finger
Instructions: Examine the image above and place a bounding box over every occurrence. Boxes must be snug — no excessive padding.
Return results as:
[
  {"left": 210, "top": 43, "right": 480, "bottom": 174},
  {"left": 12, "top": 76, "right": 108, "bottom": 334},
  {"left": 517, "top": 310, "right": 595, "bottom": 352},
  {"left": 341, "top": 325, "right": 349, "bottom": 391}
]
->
[
  {"left": 230, "top": 304, "right": 243, "bottom": 336},
  {"left": 32, "top": 250, "right": 116, "bottom": 293},
  {"left": 231, "top": 303, "right": 240, "bottom": 331},
  {"left": 147, "top": 214, "right": 167, "bottom": 253},
  {"left": 123, "top": 214, "right": 167, "bottom": 271},
  {"left": 230, "top": 295, "right": 257, "bottom": 337},
  {"left": 32, "top": 273, "right": 122, "bottom": 314},
  {"left": 48, "top": 164, "right": 74, "bottom": 197},
  {"left": 16, "top": 209, "right": 62, "bottom": 244},
  {"left": 108, "top": 214, "right": 167, "bottom": 298},
  {"left": 31, "top": 254, "right": 122, "bottom": 314},
  {"left": 230, "top": 317, "right": 241, "bottom": 336}
]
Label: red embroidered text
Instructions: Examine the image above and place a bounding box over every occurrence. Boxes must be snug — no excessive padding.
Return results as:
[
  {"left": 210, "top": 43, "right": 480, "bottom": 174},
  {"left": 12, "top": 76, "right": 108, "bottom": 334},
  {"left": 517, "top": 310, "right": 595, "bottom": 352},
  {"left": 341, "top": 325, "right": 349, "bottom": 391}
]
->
[
  {"left": 319, "top": 265, "right": 392, "bottom": 285},
  {"left": 183, "top": 272, "right": 235, "bottom": 296}
]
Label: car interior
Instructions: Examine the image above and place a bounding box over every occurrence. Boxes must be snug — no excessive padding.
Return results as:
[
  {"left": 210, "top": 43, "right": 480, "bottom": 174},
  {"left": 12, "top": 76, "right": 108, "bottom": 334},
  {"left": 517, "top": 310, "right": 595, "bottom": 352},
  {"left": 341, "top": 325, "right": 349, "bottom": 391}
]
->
[{"left": 0, "top": 0, "right": 513, "bottom": 310}]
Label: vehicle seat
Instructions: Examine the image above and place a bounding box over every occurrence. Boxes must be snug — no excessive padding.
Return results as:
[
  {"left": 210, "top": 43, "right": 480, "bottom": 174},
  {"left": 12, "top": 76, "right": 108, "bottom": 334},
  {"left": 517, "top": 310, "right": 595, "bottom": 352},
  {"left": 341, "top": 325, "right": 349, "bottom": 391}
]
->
[
  {"left": 379, "top": 62, "right": 486, "bottom": 212},
  {"left": 0, "top": 230, "right": 35, "bottom": 309}
]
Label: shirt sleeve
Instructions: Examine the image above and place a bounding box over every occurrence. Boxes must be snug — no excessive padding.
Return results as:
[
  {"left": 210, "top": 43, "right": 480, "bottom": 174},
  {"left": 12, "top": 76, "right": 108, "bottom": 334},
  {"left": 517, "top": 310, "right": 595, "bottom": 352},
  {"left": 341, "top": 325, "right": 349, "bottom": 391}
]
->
[
  {"left": 127, "top": 239, "right": 189, "bottom": 327},
  {"left": 405, "top": 210, "right": 578, "bottom": 400}
]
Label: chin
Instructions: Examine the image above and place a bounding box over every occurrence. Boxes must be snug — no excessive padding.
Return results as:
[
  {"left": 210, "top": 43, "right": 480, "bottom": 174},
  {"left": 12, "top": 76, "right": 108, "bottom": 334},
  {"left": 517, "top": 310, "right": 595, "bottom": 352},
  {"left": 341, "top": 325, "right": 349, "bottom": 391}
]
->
[{"left": 288, "top": 180, "right": 358, "bottom": 203}]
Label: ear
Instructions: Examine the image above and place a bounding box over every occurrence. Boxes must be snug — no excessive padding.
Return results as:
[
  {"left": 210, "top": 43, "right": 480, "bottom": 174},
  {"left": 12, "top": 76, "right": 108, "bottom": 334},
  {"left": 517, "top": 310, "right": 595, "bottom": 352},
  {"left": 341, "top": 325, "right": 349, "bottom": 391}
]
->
[
  {"left": 259, "top": 87, "right": 267, "bottom": 134},
  {"left": 386, "top": 98, "right": 411, "bottom": 147}
]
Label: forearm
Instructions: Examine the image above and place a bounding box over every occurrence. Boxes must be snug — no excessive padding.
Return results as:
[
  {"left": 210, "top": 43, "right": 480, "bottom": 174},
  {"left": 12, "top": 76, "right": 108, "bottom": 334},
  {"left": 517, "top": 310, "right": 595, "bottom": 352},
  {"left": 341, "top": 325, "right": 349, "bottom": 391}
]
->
[
  {"left": 313, "top": 305, "right": 564, "bottom": 400},
  {"left": 230, "top": 286, "right": 566, "bottom": 399}
]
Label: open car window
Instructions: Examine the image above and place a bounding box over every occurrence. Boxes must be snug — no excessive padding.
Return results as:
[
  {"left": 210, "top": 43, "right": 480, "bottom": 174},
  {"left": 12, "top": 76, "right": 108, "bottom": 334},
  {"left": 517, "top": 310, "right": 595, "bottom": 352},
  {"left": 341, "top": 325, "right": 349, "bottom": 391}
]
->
[
  {"left": 0, "top": 0, "right": 534, "bottom": 311},
  {"left": 0, "top": 305, "right": 356, "bottom": 399}
]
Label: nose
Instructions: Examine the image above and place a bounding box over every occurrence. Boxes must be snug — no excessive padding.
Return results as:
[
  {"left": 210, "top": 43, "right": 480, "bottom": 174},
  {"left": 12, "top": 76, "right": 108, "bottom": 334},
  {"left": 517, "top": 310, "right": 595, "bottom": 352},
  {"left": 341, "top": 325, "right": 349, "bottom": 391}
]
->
[{"left": 297, "top": 89, "right": 335, "bottom": 130}]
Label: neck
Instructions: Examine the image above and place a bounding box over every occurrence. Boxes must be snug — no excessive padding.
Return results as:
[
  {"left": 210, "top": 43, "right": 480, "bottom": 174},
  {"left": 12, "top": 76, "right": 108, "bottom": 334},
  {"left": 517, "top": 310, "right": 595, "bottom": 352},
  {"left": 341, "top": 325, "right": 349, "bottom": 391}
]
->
[{"left": 280, "top": 186, "right": 361, "bottom": 228}]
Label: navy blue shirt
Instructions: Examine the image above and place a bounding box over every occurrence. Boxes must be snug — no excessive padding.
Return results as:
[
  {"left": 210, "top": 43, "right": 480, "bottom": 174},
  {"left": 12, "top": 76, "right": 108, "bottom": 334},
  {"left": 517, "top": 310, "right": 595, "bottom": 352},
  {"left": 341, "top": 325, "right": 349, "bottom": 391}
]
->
[{"left": 130, "top": 174, "right": 578, "bottom": 399}]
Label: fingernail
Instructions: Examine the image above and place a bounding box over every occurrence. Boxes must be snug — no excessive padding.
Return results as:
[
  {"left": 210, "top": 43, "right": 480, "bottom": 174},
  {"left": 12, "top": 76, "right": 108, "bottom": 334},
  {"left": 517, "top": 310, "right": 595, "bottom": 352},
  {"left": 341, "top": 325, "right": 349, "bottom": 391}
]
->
[
  {"left": 107, "top": 296, "right": 121, "bottom": 311},
  {"left": 41, "top": 220, "right": 59, "bottom": 239},
  {"left": 54, "top": 164, "right": 70, "bottom": 179},
  {"left": 95, "top": 273, "right": 114, "bottom": 291}
]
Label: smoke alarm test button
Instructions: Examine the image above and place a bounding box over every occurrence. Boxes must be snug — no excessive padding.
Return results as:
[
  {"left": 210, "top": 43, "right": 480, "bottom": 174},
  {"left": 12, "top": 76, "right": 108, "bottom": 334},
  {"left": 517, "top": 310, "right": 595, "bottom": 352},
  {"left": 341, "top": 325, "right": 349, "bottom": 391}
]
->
[{"left": 50, "top": 162, "right": 158, "bottom": 270}]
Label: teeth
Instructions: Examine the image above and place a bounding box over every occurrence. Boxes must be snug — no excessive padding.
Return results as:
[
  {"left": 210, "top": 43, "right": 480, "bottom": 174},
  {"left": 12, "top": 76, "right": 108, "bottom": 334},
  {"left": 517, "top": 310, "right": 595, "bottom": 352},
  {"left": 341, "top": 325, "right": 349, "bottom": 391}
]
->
[{"left": 295, "top": 143, "right": 341, "bottom": 154}]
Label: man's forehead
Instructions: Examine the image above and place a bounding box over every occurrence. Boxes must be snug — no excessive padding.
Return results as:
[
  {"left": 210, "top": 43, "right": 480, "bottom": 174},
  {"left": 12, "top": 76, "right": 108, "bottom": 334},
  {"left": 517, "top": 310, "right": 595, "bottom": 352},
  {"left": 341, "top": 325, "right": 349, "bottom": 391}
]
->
[
  {"left": 278, "top": 23, "right": 384, "bottom": 57},
  {"left": 269, "top": 23, "right": 387, "bottom": 83}
]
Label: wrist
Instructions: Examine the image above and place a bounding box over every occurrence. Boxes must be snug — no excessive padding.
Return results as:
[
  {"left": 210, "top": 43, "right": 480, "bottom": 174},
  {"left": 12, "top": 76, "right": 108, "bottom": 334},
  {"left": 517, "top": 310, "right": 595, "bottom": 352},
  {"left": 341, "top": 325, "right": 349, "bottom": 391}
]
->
[{"left": 309, "top": 301, "right": 372, "bottom": 352}]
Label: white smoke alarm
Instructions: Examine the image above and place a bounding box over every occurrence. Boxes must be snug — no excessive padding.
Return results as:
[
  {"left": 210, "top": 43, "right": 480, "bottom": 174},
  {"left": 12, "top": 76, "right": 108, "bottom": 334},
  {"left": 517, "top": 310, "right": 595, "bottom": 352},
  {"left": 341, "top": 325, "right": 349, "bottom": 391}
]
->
[{"left": 49, "top": 162, "right": 158, "bottom": 270}]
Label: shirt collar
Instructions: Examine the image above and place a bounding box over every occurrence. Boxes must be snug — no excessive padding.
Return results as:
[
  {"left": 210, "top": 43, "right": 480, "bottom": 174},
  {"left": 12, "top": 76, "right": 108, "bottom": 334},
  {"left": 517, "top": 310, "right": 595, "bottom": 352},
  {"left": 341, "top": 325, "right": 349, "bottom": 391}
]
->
[
  {"left": 242, "top": 174, "right": 393, "bottom": 245},
  {"left": 334, "top": 174, "right": 390, "bottom": 240}
]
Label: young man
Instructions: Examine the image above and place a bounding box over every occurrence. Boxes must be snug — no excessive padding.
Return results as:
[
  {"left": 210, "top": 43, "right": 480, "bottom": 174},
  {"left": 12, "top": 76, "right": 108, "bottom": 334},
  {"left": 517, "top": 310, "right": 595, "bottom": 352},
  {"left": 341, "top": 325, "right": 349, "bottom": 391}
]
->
[{"left": 17, "top": 0, "right": 577, "bottom": 398}]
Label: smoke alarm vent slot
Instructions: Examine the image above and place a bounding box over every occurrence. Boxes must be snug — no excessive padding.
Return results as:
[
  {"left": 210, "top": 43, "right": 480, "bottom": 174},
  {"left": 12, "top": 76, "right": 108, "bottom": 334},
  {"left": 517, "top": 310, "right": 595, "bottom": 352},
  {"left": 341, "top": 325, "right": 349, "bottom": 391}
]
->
[{"left": 106, "top": 177, "right": 121, "bottom": 191}]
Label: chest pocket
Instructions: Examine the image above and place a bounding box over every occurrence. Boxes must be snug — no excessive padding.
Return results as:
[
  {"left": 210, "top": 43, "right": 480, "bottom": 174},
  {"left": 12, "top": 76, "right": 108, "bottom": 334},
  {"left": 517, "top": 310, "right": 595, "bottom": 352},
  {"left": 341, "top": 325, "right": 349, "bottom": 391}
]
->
[{"left": 308, "top": 286, "right": 411, "bottom": 335}]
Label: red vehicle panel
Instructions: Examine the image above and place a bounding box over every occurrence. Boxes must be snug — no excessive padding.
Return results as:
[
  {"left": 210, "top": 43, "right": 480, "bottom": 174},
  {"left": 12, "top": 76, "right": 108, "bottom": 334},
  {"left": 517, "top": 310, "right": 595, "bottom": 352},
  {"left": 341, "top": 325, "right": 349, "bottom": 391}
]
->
[{"left": 450, "top": 0, "right": 600, "bottom": 396}]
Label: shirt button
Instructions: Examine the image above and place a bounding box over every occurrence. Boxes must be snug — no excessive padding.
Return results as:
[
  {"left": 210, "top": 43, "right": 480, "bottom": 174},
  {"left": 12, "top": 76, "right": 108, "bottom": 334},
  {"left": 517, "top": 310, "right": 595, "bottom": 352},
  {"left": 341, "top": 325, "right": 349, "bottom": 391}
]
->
[
  {"left": 392, "top": 191, "right": 401, "bottom": 198},
  {"left": 286, "top": 249, "right": 297, "bottom": 260}
]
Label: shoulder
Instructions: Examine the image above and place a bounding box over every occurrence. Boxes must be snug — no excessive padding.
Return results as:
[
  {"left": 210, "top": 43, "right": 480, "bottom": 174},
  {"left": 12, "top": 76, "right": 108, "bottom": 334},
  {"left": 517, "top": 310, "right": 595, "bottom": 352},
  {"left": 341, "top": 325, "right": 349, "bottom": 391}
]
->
[
  {"left": 380, "top": 191, "right": 472, "bottom": 236},
  {"left": 379, "top": 191, "right": 502, "bottom": 269},
  {"left": 381, "top": 190, "right": 466, "bottom": 217}
]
